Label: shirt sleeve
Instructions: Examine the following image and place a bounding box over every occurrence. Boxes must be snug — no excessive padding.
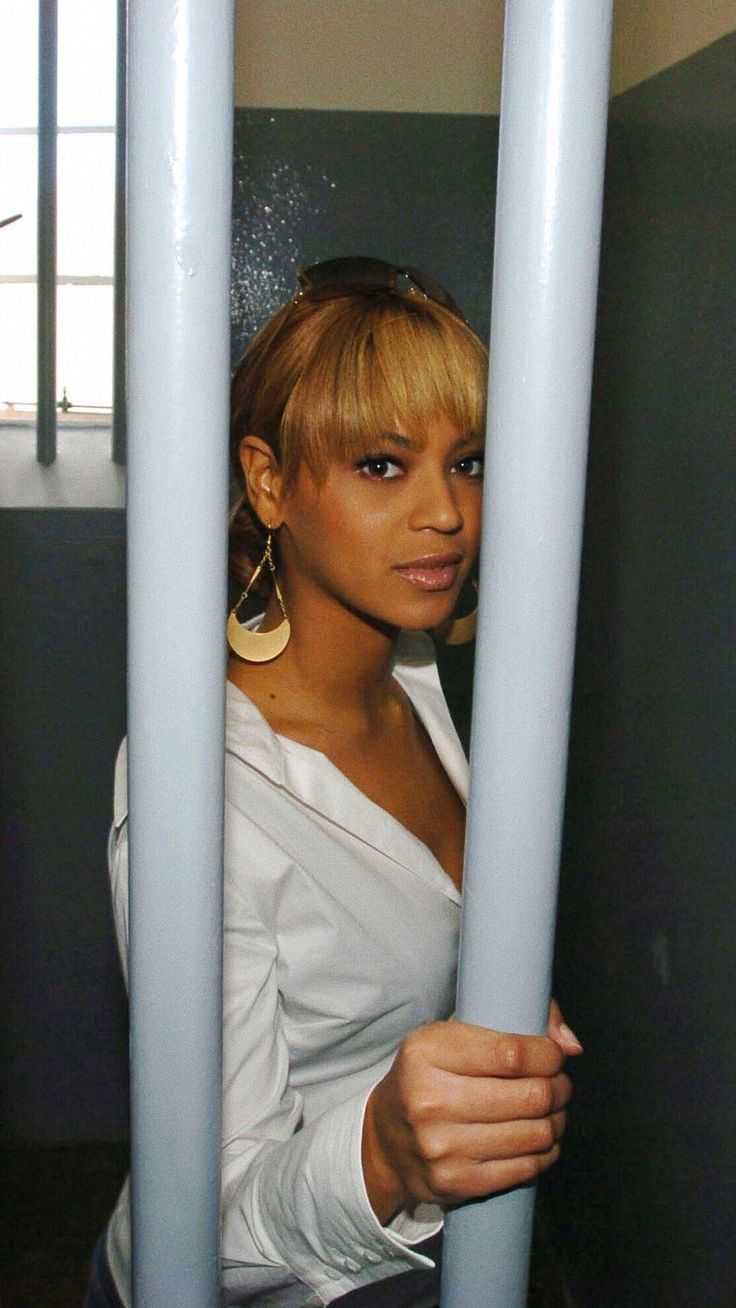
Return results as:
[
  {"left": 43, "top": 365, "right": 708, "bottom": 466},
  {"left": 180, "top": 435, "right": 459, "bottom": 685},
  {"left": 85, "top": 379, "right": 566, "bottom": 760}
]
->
[
  {"left": 107, "top": 739, "right": 444, "bottom": 1305},
  {"left": 220, "top": 797, "right": 443, "bottom": 1305}
]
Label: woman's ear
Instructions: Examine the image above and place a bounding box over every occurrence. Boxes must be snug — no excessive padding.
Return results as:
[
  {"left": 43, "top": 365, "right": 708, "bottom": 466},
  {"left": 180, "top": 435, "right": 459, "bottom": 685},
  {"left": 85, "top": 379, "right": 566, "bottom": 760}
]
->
[{"left": 238, "top": 436, "right": 285, "bottom": 528}]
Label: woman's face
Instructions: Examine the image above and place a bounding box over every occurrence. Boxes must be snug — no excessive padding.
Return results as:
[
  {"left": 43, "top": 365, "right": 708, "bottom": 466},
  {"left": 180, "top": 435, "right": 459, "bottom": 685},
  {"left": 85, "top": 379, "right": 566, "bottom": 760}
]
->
[{"left": 277, "top": 412, "right": 483, "bottom": 633}]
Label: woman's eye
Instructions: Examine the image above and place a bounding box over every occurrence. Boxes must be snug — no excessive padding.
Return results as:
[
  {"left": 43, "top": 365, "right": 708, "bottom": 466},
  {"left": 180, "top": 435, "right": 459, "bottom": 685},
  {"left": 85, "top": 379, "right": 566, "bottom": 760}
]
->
[
  {"left": 356, "top": 456, "right": 403, "bottom": 480},
  {"left": 453, "top": 453, "right": 484, "bottom": 478}
]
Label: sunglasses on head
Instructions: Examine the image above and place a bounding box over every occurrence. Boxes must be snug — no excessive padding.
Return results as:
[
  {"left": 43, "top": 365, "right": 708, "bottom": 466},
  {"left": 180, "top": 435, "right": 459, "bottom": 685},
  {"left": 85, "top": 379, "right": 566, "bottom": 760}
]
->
[{"left": 295, "top": 256, "right": 467, "bottom": 324}]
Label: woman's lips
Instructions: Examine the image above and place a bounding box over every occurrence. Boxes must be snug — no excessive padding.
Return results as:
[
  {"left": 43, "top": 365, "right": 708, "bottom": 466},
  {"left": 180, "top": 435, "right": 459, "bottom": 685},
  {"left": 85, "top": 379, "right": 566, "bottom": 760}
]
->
[{"left": 394, "top": 553, "right": 463, "bottom": 591}]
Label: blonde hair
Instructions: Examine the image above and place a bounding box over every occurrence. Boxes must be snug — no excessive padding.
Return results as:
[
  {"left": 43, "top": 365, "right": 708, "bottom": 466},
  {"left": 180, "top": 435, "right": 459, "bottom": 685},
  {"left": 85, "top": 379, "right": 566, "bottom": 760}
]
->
[{"left": 229, "top": 286, "right": 488, "bottom": 586}]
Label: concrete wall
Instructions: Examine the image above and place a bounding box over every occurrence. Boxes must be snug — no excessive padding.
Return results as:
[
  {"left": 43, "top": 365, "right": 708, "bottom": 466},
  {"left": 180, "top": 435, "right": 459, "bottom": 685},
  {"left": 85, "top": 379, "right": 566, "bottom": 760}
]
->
[
  {"left": 541, "top": 35, "right": 736, "bottom": 1307},
  {"left": 0, "top": 510, "right": 129, "bottom": 1141},
  {"left": 233, "top": 0, "right": 736, "bottom": 113}
]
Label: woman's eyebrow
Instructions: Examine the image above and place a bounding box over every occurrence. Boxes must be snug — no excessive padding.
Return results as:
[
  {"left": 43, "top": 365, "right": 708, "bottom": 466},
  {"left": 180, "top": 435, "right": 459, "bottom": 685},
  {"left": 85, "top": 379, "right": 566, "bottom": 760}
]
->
[
  {"left": 379, "top": 431, "right": 423, "bottom": 451},
  {"left": 375, "top": 430, "right": 483, "bottom": 453},
  {"left": 451, "top": 432, "right": 483, "bottom": 452}
]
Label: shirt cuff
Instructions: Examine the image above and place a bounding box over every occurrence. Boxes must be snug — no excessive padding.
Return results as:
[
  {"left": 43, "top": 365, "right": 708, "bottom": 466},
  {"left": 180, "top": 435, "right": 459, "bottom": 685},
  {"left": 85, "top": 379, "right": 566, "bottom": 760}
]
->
[{"left": 243, "top": 1086, "right": 443, "bottom": 1302}]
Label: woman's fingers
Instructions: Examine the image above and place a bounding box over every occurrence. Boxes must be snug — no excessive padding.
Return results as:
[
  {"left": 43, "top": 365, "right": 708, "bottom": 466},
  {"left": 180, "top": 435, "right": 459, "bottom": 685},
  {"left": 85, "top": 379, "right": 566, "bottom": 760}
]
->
[
  {"left": 412, "top": 1109, "right": 568, "bottom": 1167},
  {"left": 548, "top": 999, "right": 583, "bottom": 1055},
  {"left": 363, "top": 1017, "right": 578, "bottom": 1219},
  {"left": 394, "top": 1022, "right": 571, "bottom": 1126},
  {"left": 402, "top": 1020, "right": 566, "bottom": 1080},
  {"left": 418, "top": 1144, "right": 563, "bottom": 1205},
  {"left": 392, "top": 1113, "right": 567, "bottom": 1206},
  {"left": 404, "top": 1067, "right": 572, "bottom": 1126}
]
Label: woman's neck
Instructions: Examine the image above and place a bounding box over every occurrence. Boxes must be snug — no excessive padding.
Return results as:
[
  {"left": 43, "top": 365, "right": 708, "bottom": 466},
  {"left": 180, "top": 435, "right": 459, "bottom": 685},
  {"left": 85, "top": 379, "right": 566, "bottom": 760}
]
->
[{"left": 228, "top": 583, "right": 404, "bottom": 736}]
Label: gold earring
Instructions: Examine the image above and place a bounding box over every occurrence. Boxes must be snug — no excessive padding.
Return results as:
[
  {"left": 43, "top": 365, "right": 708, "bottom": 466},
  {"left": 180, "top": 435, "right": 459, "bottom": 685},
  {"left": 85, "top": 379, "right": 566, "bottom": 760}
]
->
[
  {"left": 226, "top": 530, "right": 291, "bottom": 662},
  {"left": 437, "top": 580, "right": 478, "bottom": 646}
]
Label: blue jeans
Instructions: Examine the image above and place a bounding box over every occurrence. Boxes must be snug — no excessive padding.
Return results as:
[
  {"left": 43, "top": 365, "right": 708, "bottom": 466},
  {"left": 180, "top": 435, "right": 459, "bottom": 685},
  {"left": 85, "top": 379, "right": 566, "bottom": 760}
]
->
[{"left": 83, "top": 1230, "right": 125, "bottom": 1308}]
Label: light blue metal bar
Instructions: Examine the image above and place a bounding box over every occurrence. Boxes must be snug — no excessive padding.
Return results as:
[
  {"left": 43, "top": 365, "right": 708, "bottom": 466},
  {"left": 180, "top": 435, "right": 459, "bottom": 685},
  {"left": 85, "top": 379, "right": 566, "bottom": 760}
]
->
[
  {"left": 111, "top": 0, "right": 127, "bottom": 467},
  {"left": 126, "top": 1, "right": 233, "bottom": 1304},
  {"left": 441, "top": 3, "right": 613, "bottom": 1306},
  {"left": 37, "top": 0, "right": 58, "bottom": 466}
]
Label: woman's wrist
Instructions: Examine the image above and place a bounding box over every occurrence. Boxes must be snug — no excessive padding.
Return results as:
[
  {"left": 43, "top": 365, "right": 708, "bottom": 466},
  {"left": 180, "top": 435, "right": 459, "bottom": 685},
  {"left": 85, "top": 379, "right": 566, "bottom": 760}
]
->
[{"left": 362, "top": 1086, "right": 408, "bottom": 1225}]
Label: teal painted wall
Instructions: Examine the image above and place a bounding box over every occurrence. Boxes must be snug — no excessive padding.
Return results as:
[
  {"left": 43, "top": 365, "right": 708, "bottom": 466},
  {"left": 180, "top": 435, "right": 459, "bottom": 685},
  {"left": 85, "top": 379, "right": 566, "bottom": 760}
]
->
[
  {"left": 0, "top": 510, "right": 129, "bottom": 1140},
  {"left": 543, "top": 36, "right": 736, "bottom": 1307}
]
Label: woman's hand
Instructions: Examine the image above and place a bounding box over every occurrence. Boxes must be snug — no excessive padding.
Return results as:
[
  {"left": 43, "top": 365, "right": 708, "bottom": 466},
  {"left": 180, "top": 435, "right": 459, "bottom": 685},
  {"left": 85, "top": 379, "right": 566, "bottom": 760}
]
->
[{"left": 362, "top": 1006, "right": 582, "bottom": 1224}]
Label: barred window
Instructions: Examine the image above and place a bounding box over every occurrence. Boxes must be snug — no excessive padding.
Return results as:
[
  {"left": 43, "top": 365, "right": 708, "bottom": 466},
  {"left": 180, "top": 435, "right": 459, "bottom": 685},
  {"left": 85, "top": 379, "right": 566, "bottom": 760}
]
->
[{"left": 0, "top": 0, "right": 125, "bottom": 501}]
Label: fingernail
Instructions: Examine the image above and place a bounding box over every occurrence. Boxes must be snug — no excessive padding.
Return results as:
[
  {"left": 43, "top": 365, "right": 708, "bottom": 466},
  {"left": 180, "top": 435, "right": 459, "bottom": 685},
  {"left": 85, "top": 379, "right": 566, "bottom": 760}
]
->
[{"left": 559, "top": 1022, "right": 583, "bottom": 1052}]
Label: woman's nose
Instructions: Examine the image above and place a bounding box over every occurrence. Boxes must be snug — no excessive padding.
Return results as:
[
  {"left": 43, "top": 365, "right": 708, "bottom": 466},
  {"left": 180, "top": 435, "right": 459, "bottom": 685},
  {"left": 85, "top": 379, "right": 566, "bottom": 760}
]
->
[{"left": 408, "top": 471, "right": 463, "bottom": 533}]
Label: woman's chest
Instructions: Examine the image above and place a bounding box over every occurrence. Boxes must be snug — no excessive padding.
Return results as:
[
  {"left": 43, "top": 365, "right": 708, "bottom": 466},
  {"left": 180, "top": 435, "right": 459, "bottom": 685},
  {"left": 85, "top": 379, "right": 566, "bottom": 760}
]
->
[{"left": 318, "top": 724, "right": 467, "bottom": 890}]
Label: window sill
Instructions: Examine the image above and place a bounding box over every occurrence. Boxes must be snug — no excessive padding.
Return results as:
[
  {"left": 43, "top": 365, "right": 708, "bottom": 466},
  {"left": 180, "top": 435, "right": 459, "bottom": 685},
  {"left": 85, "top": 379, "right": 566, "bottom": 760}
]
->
[{"left": 0, "top": 423, "right": 125, "bottom": 509}]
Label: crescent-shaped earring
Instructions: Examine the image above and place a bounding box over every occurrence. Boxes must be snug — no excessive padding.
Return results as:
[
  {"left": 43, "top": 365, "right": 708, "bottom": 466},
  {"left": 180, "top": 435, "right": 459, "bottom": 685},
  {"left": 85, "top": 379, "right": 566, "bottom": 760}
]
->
[
  {"left": 437, "top": 579, "right": 478, "bottom": 646},
  {"left": 227, "top": 530, "right": 291, "bottom": 662}
]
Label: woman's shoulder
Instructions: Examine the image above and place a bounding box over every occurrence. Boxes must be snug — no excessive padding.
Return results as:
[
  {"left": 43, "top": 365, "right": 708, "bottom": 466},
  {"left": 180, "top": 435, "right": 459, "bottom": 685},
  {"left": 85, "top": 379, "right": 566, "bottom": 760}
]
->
[{"left": 225, "top": 677, "right": 285, "bottom": 787}]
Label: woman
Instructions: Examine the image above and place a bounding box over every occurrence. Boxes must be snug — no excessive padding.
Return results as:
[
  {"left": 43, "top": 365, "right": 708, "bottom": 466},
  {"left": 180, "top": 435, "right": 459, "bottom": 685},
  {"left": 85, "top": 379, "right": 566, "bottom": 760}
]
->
[{"left": 90, "top": 258, "right": 580, "bottom": 1308}]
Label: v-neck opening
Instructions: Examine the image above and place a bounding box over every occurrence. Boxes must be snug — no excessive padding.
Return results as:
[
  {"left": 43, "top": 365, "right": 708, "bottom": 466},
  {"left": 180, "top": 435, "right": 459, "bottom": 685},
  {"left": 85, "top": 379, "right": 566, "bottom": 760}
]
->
[
  {"left": 277, "top": 730, "right": 463, "bottom": 904},
  {"left": 226, "top": 649, "right": 466, "bottom": 904}
]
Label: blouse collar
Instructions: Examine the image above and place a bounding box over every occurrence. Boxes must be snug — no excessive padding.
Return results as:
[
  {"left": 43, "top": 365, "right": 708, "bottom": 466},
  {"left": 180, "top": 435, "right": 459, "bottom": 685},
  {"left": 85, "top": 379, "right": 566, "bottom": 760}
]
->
[{"left": 225, "top": 632, "right": 468, "bottom": 902}]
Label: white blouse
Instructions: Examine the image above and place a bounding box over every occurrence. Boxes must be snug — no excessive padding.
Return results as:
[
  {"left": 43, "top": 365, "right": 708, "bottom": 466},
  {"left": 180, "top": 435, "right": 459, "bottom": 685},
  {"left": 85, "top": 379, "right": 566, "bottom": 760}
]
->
[{"left": 106, "top": 632, "right": 468, "bottom": 1306}]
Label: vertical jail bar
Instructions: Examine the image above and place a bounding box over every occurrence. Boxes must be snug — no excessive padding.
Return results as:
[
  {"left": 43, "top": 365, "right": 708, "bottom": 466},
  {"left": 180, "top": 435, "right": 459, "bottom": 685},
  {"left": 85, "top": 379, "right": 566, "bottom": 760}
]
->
[
  {"left": 37, "top": 0, "right": 57, "bottom": 465},
  {"left": 441, "top": 3, "right": 613, "bottom": 1306},
  {"left": 126, "top": 1, "right": 233, "bottom": 1304},
  {"left": 111, "top": 0, "right": 127, "bottom": 466}
]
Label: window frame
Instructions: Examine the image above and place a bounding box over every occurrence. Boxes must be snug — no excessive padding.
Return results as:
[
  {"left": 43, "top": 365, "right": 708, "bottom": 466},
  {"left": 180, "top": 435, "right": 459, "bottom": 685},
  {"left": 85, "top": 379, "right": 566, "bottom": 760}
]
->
[{"left": 0, "top": 0, "right": 126, "bottom": 466}]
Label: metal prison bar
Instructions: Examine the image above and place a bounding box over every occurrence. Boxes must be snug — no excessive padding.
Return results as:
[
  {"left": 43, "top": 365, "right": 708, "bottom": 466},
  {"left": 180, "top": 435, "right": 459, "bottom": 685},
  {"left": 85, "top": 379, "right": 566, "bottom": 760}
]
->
[
  {"left": 125, "top": 1, "right": 612, "bottom": 1305},
  {"left": 441, "top": 2, "right": 613, "bottom": 1305},
  {"left": 126, "top": 1, "right": 233, "bottom": 1304},
  {"left": 35, "top": 0, "right": 127, "bottom": 465},
  {"left": 37, "top": 0, "right": 58, "bottom": 465},
  {"left": 111, "top": 0, "right": 128, "bottom": 467}
]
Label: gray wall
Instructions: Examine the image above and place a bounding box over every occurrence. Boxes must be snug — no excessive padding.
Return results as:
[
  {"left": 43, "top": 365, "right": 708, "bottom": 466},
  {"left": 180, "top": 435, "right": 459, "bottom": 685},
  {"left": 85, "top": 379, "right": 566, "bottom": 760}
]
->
[
  {"left": 0, "top": 510, "right": 128, "bottom": 1140},
  {"left": 1, "top": 31, "right": 733, "bottom": 1304},
  {"left": 542, "top": 35, "right": 736, "bottom": 1308}
]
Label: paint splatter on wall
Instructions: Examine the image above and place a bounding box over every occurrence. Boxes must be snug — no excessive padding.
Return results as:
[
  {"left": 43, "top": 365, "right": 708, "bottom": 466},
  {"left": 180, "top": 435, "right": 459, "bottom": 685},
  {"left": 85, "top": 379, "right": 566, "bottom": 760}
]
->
[
  {"left": 229, "top": 108, "right": 497, "bottom": 365},
  {"left": 231, "top": 113, "right": 337, "bottom": 359}
]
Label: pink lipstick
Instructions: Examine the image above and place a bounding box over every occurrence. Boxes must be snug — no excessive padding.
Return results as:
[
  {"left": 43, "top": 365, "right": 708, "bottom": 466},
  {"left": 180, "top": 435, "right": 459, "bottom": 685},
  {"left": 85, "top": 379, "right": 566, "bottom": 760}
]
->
[{"left": 394, "top": 552, "right": 463, "bottom": 591}]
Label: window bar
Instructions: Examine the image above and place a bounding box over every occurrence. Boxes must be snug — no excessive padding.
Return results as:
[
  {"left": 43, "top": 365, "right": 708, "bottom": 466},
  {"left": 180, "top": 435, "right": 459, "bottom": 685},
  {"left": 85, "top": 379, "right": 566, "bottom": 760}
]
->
[
  {"left": 37, "top": 0, "right": 58, "bottom": 466},
  {"left": 112, "top": 0, "right": 127, "bottom": 466},
  {"left": 440, "top": 3, "right": 613, "bottom": 1306},
  {"left": 126, "top": 1, "right": 232, "bottom": 1303}
]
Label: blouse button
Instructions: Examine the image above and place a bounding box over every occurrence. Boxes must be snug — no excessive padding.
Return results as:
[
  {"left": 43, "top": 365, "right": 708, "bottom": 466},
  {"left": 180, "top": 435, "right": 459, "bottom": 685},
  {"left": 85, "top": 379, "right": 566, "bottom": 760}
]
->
[
  {"left": 342, "top": 1257, "right": 362, "bottom": 1273},
  {"left": 361, "top": 1249, "right": 382, "bottom": 1265}
]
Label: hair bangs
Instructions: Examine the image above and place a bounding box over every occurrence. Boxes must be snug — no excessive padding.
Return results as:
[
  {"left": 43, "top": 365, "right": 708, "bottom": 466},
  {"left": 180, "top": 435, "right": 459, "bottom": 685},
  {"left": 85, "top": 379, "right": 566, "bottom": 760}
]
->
[{"left": 278, "top": 296, "right": 487, "bottom": 480}]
